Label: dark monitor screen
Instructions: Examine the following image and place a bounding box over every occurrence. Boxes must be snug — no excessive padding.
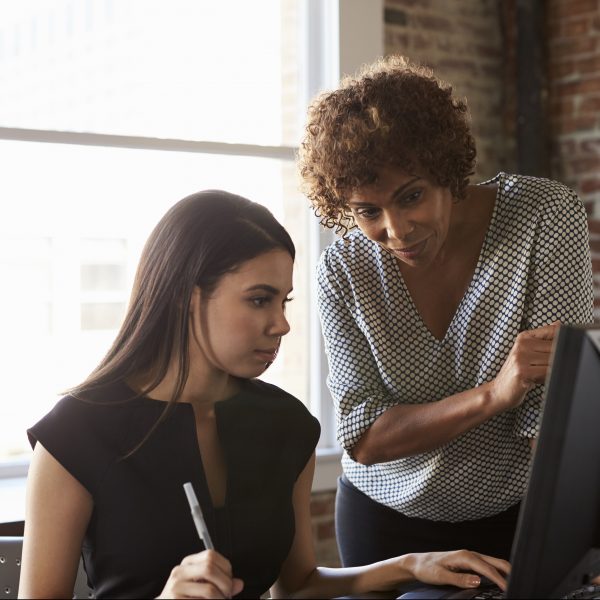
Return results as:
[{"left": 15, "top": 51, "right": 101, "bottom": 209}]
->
[{"left": 507, "top": 323, "right": 600, "bottom": 599}]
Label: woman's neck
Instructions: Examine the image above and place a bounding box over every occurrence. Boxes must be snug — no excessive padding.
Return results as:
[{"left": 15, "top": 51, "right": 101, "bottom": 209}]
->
[{"left": 127, "top": 360, "right": 242, "bottom": 410}]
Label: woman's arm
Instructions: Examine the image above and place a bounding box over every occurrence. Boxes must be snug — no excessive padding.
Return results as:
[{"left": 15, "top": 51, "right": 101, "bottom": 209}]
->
[
  {"left": 18, "top": 442, "right": 93, "bottom": 599},
  {"left": 270, "top": 454, "right": 510, "bottom": 599},
  {"left": 354, "top": 322, "right": 557, "bottom": 464}
]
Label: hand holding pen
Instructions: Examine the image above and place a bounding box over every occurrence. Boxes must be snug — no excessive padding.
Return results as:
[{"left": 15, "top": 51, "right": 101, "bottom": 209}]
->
[{"left": 156, "top": 482, "right": 244, "bottom": 599}]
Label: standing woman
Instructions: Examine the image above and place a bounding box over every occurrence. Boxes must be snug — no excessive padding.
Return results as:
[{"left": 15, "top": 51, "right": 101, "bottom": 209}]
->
[
  {"left": 19, "top": 190, "right": 510, "bottom": 599},
  {"left": 298, "top": 56, "right": 594, "bottom": 567}
]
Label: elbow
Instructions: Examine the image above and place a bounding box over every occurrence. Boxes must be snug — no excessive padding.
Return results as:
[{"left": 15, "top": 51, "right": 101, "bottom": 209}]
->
[{"left": 351, "top": 438, "right": 379, "bottom": 466}]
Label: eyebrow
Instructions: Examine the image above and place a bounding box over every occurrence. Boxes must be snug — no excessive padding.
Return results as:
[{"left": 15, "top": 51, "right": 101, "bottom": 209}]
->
[
  {"left": 244, "top": 284, "right": 293, "bottom": 295},
  {"left": 347, "top": 176, "right": 422, "bottom": 206}
]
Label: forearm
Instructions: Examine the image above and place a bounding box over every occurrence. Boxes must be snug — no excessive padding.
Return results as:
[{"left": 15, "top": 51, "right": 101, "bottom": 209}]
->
[
  {"left": 353, "top": 381, "right": 502, "bottom": 464},
  {"left": 276, "top": 556, "right": 414, "bottom": 600}
]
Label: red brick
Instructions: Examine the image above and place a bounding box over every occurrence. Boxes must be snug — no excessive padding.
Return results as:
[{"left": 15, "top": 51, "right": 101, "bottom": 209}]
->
[
  {"left": 387, "top": 0, "right": 432, "bottom": 8},
  {"left": 577, "top": 55, "right": 600, "bottom": 75},
  {"left": 549, "top": 36, "right": 597, "bottom": 58},
  {"left": 552, "top": 115, "right": 599, "bottom": 134},
  {"left": 592, "top": 257, "right": 600, "bottom": 273},
  {"left": 580, "top": 178, "right": 600, "bottom": 194},
  {"left": 317, "top": 520, "right": 336, "bottom": 541},
  {"left": 549, "top": 60, "right": 576, "bottom": 80},
  {"left": 550, "top": 97, "right": 575, "bottom": 118},
  {"left": 579, "top": 96, "right": 600, "bottom": 113},
  {"left": 564, "top": 156, "right": 600, "bottom": 175},
  {"left": 554, "top": 76, "right": 600, "bottom": 96},
  {"left": 580, "top": 138, "right": 600, "bottom": 155},
  {"left": 591, "top": 239, "right": 600, "bottom": 253},
  {"left": 561, "top": 17, "right": 591, "bottom": 37},
  {"left": 310, "top": 496, "right": 334, "bottom": 517},
  {"left": 589, "top": 219, "right": 600, "bottom": 234},
  {"left": 414, "top": 14, "right": 454, "bottom": 32},
  {"left": 547, "top": 0, "right": 599, "bottom": 20}
]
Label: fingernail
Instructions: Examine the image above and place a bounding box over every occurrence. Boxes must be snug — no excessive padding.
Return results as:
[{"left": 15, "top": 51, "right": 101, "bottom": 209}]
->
[{"left": 468, "top": 576, "right": 480, "bottom": 587}]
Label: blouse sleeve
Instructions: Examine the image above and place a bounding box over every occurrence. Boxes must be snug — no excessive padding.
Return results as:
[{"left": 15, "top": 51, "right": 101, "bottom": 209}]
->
[
  {"left": 27, "top": 395, "right": 117, "bottom": 496},
  {"left": 317, "top": 249, "right": 398, "bottom": 457},
  {"left": 515, "top": 186, "right": 594, "bottom": 437}
]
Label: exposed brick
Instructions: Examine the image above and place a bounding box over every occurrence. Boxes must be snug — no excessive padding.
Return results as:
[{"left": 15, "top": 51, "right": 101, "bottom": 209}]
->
[
  {"left": 550, "top": 97, "right": 575, "bottom": 118},
  {"left": 414, "top": 14, "right": 454, "bottom": 32},
  {"left": 386, "top": 0, "right": 431, "bottom": 8},
  {"left": 554, "top": 76, "right": 600, "bottom": 96},
  {"left": 549, "top": 59, "right": 576, "bottom": 81},
  {"left": 580, "top": 178, "right": 600, "bottom": 194},
  {"left": 578, "top": 138, "right": 600, "bottom": 156},
  {"left": 552, "top": 115, "right": 599, "bottom": 134},
  {"left": 564, "top": 156, "right": 600, "bottom": 176},
  {"left": 579, "top": 95, "right": 600, "bottom": 113},
  {"left": 549, "top": 36, "right": 597, "bottom": 57},
  {"left": 317, "top": 520, "right": 336, "bottom": 541},
  {"left": 577, "top": 55, "right": 600, "bottom": 75},
  {"left": 589, "top": 219, "right": 600, "bottom": 234},
  {"left": 547, "top": 0, "right": 599, "bottom": 20},
  {"left": 560, "top": 17, "right": 591, "bottom": 37},
  {"left": 310, "top": 495, "right": 335, "bottom": 517}
]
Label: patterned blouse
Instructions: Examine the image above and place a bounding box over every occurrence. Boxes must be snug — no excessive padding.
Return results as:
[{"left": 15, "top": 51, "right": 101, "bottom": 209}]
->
[{"left": 317, "top": 173, "right": 594, "bottom": 522}]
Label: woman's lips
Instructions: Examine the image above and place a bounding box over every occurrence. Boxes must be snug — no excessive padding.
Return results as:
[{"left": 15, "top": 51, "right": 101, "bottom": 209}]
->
[
  {"left": 389, "top": 238, "right": 427, "bottom": 259},
  {"left": 254, "top": 348, "right": 278, "bottom": 362}
]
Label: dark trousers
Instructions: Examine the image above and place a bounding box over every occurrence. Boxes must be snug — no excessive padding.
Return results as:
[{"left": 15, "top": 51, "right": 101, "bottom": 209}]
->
[{"left": 335, "top": 475, "right": 520, "bottom": 567}]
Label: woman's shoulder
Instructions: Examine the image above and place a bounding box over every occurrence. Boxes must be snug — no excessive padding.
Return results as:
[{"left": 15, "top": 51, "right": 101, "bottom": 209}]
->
[
  {"left": 497, "top": 172, "right": 582, "bottom": 213},
  {"left": 27, "top": 381, "right": 149, "bottom": 453},
  {"left": 320, "top": 228, "right": 374, "bottom": 265},
  {"left": 245, "top": 379, "right": 317, "bottom": 418}
]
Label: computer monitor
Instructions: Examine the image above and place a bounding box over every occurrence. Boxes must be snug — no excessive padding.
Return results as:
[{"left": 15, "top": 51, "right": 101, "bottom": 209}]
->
[{"left": 507, "top": 323, "right": 600, "bottom": 598}]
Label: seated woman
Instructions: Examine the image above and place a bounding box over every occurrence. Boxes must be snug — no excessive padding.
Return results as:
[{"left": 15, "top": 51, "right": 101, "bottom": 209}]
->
[
  {"left": 298, "top": 55, "right": 594, "bottom": 567},
  {"left": 19, "top": 190, "right": 509, "bottom": 599}
]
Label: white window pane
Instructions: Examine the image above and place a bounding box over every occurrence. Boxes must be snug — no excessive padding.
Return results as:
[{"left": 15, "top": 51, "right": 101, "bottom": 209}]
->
[
  {"left": 0, "top": 0, "right": 302, "bottom": 145},
  {"left": 0, "top": 139, "right": 310, "bottom": 460}
]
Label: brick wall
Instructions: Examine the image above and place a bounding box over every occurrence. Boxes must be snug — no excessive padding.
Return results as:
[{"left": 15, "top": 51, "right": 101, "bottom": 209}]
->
[
  {"left": 310, "top": 490, "right": 340, "bottom": 566},
  {"left": 384, "top": 0, "right": 516, "bottom": 181},
  {"left": 546, "top": 0, "right": 600, "bottom": 319}
]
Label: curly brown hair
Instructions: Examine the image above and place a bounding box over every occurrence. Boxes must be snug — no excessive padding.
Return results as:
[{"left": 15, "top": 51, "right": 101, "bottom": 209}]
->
[{"left": 297, "top": 55, "right": 477, "bottom": 233}]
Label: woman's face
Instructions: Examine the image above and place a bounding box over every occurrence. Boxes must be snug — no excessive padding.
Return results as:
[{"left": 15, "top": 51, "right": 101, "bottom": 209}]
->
[
  {"left": 190, "top": 249, "right": 294, "bottom": 379},
  {"left": 347, "top": 166, "right": 454, "bottom": 268}
]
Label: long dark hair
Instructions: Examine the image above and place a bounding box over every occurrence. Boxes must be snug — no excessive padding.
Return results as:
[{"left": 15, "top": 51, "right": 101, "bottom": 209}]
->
[{"left": 68, "top": 190, "right": 295, "bottom": 451}]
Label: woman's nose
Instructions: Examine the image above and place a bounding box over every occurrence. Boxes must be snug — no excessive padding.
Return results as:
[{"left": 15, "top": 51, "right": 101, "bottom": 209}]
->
[
  {"left": 269, "top": 309, "right": 291, "bottom": 337},
  {"left": 384, "top": 211, "right": 414, "bottom": 242}
]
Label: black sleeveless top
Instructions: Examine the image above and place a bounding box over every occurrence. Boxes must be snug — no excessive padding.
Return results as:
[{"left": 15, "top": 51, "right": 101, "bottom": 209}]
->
[{"left": 27, "top": 379, "right": 321, "bottom": 599}]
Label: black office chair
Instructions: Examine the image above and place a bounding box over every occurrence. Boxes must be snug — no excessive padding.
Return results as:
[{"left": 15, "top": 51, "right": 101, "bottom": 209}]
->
[{"left": 0, "top": 536, "right": 93, "bottom": 599}]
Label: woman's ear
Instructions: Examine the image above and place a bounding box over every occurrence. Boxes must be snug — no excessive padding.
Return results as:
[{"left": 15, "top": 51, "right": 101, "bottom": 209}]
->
[{"left": 189, "top": 286, "right": 202, "bottom": 315}]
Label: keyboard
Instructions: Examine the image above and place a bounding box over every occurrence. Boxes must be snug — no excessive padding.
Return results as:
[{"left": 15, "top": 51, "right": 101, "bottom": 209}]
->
[
  {"left": 563, "top": 584, "right": 600, "bottom": 599},
  {"left": 398, "top": 582, "right": 600, "bottom": 599}
]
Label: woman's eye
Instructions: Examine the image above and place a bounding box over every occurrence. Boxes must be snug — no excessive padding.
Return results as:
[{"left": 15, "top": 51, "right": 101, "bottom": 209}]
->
[
  {"left": 251, "top": 297, "right": 270, "bottom": 307},
  {"left": 355, "top": 208, "right": 379, "bottom": 220},
  {"left": 402, "top": 189, "right": 422, "bottom": 205}
]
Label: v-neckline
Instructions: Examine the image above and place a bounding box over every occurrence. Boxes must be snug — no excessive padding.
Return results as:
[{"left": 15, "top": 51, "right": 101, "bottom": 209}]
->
[{"left": 388, "top": 173, "right": 503, "bottom": 344}]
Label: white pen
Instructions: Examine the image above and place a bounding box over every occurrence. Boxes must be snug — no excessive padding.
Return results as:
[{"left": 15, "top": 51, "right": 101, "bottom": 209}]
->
[{"left": 183, "top": 481, "right": 214, "bottom": 550}]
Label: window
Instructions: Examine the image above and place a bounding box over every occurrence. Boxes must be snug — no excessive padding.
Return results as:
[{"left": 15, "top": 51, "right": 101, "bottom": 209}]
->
[{"left": 0, "top": 0, "right": 384, "bottom": 487}]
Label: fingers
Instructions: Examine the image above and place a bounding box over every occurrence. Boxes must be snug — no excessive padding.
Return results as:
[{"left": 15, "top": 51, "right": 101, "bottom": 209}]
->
[
  {"left": 443, "top": 550, "right": 510, "bottom": 592},
  {"left": 522, "top": 321, "right": 561, "bottom": 340},
  {"left": 161, "top": 550, "right": 243, "bottom": 599}
]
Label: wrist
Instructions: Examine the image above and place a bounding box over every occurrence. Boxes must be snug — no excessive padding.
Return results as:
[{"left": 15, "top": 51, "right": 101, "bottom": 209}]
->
[
  {"left": 483, "top": 380, "right": 511, "bottom": 414},
  {"left": 395, "top": 553, "right": 418, "bottom": 581}
]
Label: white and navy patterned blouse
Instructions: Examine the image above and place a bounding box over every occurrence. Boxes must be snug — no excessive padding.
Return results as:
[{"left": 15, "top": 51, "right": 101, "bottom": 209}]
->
[{"left": 317, "top": 173, "right": 594, "bottom": 522}]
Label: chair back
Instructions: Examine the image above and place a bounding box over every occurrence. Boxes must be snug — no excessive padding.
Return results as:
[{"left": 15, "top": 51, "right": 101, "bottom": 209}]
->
[{"left": 0, "top": 536, "right": 93, "bottom": 599}]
